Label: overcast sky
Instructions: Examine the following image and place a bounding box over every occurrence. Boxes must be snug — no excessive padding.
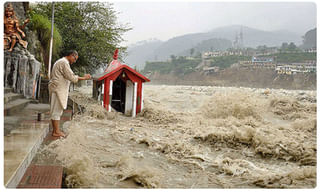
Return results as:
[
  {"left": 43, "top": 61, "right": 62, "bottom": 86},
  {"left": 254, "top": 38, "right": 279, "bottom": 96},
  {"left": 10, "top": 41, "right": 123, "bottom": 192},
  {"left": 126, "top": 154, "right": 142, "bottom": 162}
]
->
[{"left": 112, "top": 1, "right": 317, "bottom": 46}]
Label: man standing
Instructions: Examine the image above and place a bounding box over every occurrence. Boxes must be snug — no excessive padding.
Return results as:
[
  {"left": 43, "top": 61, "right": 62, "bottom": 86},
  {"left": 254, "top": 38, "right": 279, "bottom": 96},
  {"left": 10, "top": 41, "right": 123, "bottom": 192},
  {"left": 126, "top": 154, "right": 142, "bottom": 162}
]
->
[{"left": 49, "top": 50, "right": 91, "bottom": 137}]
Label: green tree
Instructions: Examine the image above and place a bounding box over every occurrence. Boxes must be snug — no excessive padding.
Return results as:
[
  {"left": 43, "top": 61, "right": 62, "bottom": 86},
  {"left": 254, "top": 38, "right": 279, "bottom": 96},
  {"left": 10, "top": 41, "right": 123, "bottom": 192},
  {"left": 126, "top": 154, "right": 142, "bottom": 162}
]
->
[
  {"left": 301, "top": 28, "right": 316, "bottom": 49},
  {"left": 190, "top": 48, "right": 195, "bottom": 56},
  {"left": 28, "top": 12, "right": 62, "bottom": 75},
  {"left": 209, "top": 55, "right": 251, "bottom": 69},
  {"left": 170, "top": 55, "right": 176, "bottom": 61},
  {"left": 281, "top": 42, "right": 289, "bottom": 50},
  {"left": 32, "top": 2, "right": 130, "bottom": 74},
  {"left": 288, "top": 42, "right": 297, "bottom": 51},
  {"left": 270, "top": 52, "right": 316, "bottom": 63},
  {"left": 257, "top": 45, "right": 267, "bottom": 54}
]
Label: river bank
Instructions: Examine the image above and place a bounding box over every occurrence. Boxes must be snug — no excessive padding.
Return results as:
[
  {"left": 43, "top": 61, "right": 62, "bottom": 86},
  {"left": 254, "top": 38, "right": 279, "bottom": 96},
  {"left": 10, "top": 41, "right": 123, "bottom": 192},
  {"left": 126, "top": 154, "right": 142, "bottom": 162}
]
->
[{"left": 148, "top": 69, "right": 316, "bottom": 90}]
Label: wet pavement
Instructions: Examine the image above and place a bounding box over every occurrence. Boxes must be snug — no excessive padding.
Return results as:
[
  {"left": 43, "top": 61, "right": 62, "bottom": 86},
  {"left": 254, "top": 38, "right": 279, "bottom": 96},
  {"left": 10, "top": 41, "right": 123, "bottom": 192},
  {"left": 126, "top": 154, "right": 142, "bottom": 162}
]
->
[{"left": 4, "top": 103, "right": 50, "bottom": 187}]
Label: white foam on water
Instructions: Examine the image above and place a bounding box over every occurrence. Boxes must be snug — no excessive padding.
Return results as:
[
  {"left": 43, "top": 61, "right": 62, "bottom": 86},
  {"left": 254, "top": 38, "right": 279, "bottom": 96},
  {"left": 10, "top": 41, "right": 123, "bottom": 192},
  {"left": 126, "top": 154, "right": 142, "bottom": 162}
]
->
[{"left": 41, "top": 85, "right": 316, "bottom": 188}]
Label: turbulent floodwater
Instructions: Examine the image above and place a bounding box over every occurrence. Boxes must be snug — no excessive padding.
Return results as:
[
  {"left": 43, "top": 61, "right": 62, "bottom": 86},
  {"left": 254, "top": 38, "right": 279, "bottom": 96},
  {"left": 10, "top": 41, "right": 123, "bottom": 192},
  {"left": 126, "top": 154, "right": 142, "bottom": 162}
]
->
[{"left": 39, "top": 85, "right": 316, "bottom": 188}]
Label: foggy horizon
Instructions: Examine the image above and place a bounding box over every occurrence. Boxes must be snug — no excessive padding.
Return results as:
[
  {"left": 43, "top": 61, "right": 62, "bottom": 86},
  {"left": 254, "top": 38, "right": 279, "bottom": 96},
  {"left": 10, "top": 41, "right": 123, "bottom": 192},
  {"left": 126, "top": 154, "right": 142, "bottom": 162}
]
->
[{"left": 112, "top": 1, "right": 317, "bottom": 46}]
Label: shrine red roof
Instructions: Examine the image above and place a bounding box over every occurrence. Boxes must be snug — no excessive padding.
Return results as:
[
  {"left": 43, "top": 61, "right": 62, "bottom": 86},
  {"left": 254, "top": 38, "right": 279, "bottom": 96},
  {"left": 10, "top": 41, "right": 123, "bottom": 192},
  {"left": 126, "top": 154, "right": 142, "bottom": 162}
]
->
[{"left": 94, "top": 64, "right": 150, "bottom": 82}]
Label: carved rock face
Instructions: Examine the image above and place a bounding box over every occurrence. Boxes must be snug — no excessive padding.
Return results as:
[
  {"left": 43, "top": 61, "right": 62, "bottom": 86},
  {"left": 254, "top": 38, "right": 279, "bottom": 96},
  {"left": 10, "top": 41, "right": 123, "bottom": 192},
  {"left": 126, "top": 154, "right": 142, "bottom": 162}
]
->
[
  {"left": 4, "top": 43, "right": 41, "bottom": 99},
  {"left": 4, "top": 2, "right": 27, "bottom": 21}
]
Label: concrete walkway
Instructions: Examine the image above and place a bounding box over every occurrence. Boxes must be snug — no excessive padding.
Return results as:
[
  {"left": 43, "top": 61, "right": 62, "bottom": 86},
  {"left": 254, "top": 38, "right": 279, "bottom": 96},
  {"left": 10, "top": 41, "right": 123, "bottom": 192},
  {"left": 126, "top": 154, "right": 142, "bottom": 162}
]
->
[
  {"left": 4, "top": 103, "right": 51, "bottom": 188},
  {"left": 4, "top": 90, "right": 75, "bottom": 188},
  {"left": 16, "top": 110, "right": 73, "bottom": 188}
]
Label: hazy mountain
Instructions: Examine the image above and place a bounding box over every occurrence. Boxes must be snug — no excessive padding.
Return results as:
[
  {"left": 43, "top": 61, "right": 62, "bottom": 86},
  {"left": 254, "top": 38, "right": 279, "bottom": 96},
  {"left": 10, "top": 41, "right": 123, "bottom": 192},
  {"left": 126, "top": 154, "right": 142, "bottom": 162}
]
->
[
  {"left": 208, "top": 25, "right": 301, "bottom": 47},
  {"left": 179, "top": 38, "right": 232, "bottom": 56},
  {"left": 151, "top": 32, "right": 217, "bottom": 61},
  {"left": 125, "top": 39, "right": 163, "bottom": 70},
  {"left": 301, "top": 28, "right": 316, "bottom": 49},
  {"left": 124, "top": 25, "right": 303, "bottom": 69}
]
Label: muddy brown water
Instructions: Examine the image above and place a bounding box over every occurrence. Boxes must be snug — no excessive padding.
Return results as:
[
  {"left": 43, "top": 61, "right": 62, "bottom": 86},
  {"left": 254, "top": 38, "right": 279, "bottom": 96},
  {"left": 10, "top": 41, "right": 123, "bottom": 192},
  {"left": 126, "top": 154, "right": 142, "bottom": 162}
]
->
[{"left": 37, "top": 85, "right": 316, "bottom": 188}]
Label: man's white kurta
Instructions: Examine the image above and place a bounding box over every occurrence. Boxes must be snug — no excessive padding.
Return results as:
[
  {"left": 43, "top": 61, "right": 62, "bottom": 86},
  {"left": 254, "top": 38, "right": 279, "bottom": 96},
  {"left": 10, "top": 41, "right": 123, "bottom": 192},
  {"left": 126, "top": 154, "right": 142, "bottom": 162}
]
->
[{"left": 48, "top": 57, "right": 78, "bottom": 109}]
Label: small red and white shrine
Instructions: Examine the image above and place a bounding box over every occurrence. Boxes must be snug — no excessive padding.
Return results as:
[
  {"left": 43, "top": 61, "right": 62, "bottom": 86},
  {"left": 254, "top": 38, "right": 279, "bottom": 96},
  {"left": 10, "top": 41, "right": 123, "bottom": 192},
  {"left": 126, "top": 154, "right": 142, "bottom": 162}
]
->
[{"left": 92, "top": 49, "right": 150, "bottom": 117}]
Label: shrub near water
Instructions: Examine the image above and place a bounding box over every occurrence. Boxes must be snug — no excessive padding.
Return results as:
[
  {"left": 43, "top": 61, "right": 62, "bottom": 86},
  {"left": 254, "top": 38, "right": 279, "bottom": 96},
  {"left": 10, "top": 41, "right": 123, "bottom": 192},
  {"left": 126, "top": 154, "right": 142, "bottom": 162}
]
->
[{"left": 29, "top": 13, "right": 62, "bottom": 60}]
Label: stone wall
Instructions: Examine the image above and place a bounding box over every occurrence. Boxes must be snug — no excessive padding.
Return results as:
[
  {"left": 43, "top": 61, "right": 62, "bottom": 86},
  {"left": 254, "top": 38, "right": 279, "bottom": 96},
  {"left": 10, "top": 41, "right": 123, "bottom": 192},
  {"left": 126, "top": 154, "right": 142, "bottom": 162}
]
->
[{"left": 4, "top": 45, "right": 41, "bottom": 99}]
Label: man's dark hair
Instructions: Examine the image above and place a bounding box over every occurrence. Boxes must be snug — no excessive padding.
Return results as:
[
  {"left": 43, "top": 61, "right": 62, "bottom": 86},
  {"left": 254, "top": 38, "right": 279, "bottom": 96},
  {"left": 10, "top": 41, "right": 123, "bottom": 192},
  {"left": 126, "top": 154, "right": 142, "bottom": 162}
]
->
[{"left": 64, "top": 50, "right": 78, "bottom": 57}]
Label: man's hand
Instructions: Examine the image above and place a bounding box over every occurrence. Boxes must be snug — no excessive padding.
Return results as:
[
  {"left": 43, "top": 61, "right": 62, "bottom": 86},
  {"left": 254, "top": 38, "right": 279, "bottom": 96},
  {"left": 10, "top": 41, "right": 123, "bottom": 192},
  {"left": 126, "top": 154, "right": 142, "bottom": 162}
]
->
[
  {"left": 24, "top": 19, "right": 30, "bottom": 25},
  {"left": 84, "top": 74, "right": 91, "bottom": 80},
  {"left": 78, "top": 74, "right": 91, "bottom": 81}
]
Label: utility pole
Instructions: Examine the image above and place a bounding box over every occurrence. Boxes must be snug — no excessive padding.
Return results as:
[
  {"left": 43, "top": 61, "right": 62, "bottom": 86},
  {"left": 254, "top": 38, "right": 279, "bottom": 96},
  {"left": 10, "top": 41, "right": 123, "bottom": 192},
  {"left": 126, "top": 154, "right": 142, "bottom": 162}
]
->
[{"left": 48, "top": 2, "right": 55, "bottom": 79}]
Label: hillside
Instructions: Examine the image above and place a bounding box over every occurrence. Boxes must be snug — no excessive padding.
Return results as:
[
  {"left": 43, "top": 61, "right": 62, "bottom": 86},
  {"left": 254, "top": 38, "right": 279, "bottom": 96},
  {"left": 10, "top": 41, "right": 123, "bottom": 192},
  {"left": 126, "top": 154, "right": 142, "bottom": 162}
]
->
[
  {"left": 147, "top": 69, "right": 316, "bottom": 90},
  {"left": 179, "top": 38, "right": 232, "bottom": 56},
  {"left": 124, "top": 25, "right": 302, "bottom": 69},
  {"left": 153, "top": 25, "right": 301, "bottom": 61},
  {"left": 207, "top": 25, "right": 301, "bottom": 48},
  {"left": 125, "top": 39, "right": 163, "bottom": 70}
]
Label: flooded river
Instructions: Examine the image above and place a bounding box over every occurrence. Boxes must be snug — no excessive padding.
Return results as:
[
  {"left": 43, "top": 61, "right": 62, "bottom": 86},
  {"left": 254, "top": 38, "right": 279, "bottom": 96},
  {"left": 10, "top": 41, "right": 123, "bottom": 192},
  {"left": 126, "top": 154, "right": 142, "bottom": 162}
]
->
[{"left": 39, "top": 85, "right": 316, "bottom": 188}]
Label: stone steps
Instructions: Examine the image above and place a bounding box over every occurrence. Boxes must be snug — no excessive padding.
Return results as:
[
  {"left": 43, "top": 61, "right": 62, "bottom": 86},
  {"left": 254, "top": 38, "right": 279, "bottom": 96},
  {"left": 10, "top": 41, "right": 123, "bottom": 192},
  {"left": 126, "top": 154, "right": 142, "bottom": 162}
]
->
[
  {"left": 4, "top": 92, "right": 24, "bottom": 104},
  {"left": 4, "top": 88, "right": 75, "bottom": 188},
  {"left": 4, "top": 87, "right": 14, "bottom": 94},
  {"left": 16, "top": 109, "right": 73, "bottom": 189},
  {"left": 4, "top": 120, "right": 50, "bottom": 188},
  {"left": 3, "top": 88, "right": 51, "bottom": 188},
  {"left": 4, "top": 98, "right": 31, "bottom": 116}
]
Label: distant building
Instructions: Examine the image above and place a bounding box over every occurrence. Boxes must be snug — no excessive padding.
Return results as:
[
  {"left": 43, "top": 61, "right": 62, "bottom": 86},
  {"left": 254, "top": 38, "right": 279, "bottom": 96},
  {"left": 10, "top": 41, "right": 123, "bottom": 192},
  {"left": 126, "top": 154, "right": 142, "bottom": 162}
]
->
[
  {"left": 304, "top": 47, "right": 317, "bottom": 53},
  {"left": 202, "top": 49, "right": 251, "bottom": 58},
  {"left": 276, "top": 61, "right": 316, "bottom": 74},
  {"left": 252, "top": 56, "right": 273, "bottom": 62},
  {"left": 252, "top": 56, "right": 276, "bottom": 69},
  {"left": 255, "top": 47, "right": 279, "bottom": 56},
  {"left": 228, "top": 50, "right": 243, "bottom": 56},
  {"left": 239, "top": 56, "right": 276, "bottom": 69},
  {"left": 203, "top": 66, "right": 220, "bottom": 75},
  {"left": 202, "top": 51, "right": 227, "bottom": 58},
  {"left": 238, "top": 61, "right": 253, "bottom": 69}
]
